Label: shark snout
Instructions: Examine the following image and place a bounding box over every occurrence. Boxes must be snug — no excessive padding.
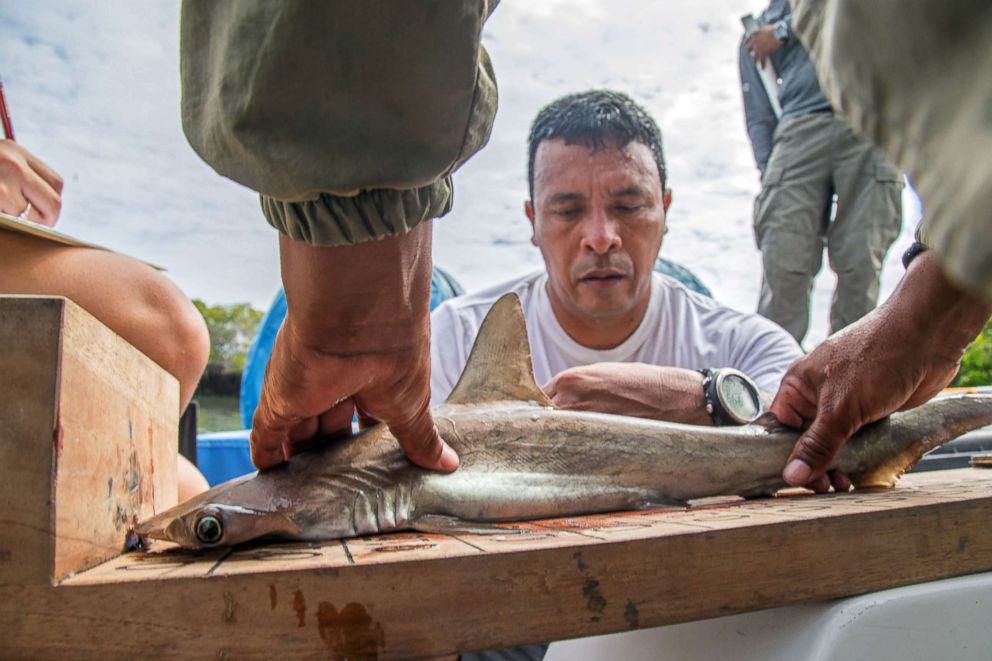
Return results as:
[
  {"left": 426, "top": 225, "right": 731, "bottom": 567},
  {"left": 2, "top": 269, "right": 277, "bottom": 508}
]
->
[{"left": 133, "top": 512, "right": 184, "bottom": 543}]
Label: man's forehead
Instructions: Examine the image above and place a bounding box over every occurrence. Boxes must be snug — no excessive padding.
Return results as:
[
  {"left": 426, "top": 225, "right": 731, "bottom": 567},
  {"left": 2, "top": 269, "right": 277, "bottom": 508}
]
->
[{"left": 533, "top": 138, "right": 660, "bottom": 194}]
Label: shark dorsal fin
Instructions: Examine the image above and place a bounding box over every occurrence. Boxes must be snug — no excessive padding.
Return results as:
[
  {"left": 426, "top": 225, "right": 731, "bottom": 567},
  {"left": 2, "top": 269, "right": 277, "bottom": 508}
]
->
[{"left": 444, "top": 293, "right": 555, "bottom": 407}]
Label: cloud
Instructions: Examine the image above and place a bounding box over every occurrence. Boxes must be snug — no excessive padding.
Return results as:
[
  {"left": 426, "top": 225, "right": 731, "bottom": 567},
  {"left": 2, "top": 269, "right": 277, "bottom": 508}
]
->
[{"left": 0, "top": 0, "right": 914, "bottom": 346}]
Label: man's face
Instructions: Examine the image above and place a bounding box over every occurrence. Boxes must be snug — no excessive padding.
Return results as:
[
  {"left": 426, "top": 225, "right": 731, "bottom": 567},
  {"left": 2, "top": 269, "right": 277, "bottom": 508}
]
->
[{"left": 527, "top": 138, "right": 671, "bottom": 324}]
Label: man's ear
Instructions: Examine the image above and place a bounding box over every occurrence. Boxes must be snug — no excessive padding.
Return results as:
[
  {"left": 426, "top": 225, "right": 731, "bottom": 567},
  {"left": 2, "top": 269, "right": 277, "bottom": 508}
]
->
[
  {"left": 663, "top": 188, "right": 673, "bottom": 212},
  {"left": 524, "top": 200, "right": 537, "bottom": 246}
]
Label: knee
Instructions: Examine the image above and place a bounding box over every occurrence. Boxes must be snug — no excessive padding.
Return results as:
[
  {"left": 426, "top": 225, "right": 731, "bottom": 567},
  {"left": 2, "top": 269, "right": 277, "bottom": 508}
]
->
[
  {"left": 133, "top": 276, "right": 210, "bottom": 406},
  {"left": 178, "top": 454, "right": 210, "bottom": 502},
  {"left": 167, "top": 296, "right": 211, "bottom": 401},
  {"left": 172, "top": 297, "right": 211, "bottom": 382}
]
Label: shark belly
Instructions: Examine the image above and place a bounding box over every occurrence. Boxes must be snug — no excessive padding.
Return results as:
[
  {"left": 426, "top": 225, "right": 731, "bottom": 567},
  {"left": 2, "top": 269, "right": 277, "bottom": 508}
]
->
[{"left": 424, "top": 404, "right": 793, "bottom": 522}]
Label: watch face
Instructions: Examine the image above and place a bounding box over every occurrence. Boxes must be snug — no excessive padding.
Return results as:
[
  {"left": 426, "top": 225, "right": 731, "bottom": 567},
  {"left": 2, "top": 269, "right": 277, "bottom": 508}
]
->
[{"left": 720, "top": 373, "right": 761, "bottom": 423}]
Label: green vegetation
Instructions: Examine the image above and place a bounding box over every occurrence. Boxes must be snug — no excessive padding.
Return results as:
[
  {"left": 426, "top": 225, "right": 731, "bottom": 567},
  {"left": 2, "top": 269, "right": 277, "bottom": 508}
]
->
[
  {"left": 196, "top": 395, "right": 242, "bottom": 433},
  {"left": 191, "top": 301, "right": 264, "bottom": 431},
  {"left": 192, "top": 300, "right": 265, "bottom": 374},
  {"left": 953, "top": 318, "right": 992, "bottom": 387}
]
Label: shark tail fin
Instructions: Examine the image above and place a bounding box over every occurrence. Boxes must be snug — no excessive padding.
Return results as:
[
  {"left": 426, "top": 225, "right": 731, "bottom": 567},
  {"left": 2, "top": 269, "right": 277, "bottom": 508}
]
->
[
  {"left": 444, "top": 293, "right": 554, "bottom": 407},
  {"left": 850, "top": 394, "right": 992, "bottom": 488}
]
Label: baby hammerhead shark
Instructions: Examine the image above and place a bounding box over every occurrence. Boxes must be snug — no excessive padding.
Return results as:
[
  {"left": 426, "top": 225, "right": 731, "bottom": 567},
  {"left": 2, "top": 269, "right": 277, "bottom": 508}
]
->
[{"left": 136, "top": 294, "right": 992, "bottom": 550}]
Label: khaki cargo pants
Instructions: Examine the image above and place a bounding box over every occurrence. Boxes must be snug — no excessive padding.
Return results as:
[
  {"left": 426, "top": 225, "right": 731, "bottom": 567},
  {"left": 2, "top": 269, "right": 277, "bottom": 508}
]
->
[
  {"left": 793, "top": 0, "right": 992, "bottom": 301},
  {"left": 754, "top": 112, "right": 903, "bottom": 343}
]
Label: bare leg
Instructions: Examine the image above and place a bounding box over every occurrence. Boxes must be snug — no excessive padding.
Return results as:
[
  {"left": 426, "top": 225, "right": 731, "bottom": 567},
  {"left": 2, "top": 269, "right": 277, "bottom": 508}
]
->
[
  {"left": 178, "top": 455, "right": 210, "bottom": 501},
  {"left": 0, "top": 231, "right": 211, "bottom": 498}
]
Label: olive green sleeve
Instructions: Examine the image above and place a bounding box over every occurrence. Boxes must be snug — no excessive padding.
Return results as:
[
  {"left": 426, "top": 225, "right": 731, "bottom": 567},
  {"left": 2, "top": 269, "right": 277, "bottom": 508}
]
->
[
  {"left": 792, "top": 0, "right": 992, "bottom": 300},
  {"left": 180, "top": 1, "right": 498, "bottom": 246}
]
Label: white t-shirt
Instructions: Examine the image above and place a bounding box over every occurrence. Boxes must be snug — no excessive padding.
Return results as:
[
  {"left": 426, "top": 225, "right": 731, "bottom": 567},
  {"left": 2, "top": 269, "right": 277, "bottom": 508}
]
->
[{"left": 430, "top": 271, "right": 802, "bottom": 405}]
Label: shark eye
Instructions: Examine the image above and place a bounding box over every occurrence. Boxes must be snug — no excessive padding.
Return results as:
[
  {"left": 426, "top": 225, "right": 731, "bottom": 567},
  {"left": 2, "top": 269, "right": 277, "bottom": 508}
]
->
[{"left": 195, "top": 514, "right": 224, "bottom": 545}]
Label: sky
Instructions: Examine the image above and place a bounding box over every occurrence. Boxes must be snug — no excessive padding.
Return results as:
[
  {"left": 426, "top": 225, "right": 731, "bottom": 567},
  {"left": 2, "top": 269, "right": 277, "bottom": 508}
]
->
[{"left": 0, "top": 1, "right": 918, "bottom": 349}]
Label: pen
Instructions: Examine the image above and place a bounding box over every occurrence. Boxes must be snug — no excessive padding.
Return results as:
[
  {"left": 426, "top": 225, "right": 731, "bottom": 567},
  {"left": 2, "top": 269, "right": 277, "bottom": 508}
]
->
[{"left": 0, "top": 74, "right": 15, "bottom": 141}]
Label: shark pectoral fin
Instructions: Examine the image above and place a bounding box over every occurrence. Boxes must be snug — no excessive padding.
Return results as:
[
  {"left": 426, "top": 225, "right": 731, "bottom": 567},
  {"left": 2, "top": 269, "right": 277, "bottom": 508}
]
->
[
  {"left": 444, "top": 293, "right": 555, "bottom": 408},
  {"left": 410, "top": 514, "right": 523, "bottom": 536},
  {"left": 250, "top": 510, "right": 301, "bottom": 539}
]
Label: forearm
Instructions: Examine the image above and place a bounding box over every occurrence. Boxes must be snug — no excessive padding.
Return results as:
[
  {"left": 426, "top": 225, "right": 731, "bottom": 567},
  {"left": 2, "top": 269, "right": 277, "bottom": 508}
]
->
[
  {"left": 279, "top": 222, "right": 434, "bottom": 355},
  {"left": 649, "top": 367, "right": 711, "bottom": 425},
  {"left": 545, "top": 363, "right": 712, "bottom": 425},
  {"left": 895, "top": 251, "right": 992, "bottom": 408},
  {"left": 886, "top": 251, "right": 991, "bottom": 378}
]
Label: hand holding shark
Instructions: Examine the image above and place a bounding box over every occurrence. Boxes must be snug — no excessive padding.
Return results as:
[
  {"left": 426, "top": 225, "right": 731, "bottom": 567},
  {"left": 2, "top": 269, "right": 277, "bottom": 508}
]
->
[
  {"left": 772, "top": 252, "right": 992, "bottom": 490},
  {"left": 251, "top": 223, "right": 459, "bottom": 473}
]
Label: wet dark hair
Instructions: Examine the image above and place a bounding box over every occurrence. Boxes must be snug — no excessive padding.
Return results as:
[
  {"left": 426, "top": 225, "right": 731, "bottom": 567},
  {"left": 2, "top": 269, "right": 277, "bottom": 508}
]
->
[{"left": 527, "top": 90, "right": 667, "bottom": 200}]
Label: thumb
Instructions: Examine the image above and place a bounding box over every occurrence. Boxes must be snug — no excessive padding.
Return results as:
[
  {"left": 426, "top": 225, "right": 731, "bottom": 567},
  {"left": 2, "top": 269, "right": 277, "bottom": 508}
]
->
[
  {"left": 782, "top": 411, "right": 857, "bottom": 487},
  {"left": 389, "top": 403, "right": 459, "bottom": 473},
  {"left": 542, "top": 375, "right": 560, "bottom": 399}
]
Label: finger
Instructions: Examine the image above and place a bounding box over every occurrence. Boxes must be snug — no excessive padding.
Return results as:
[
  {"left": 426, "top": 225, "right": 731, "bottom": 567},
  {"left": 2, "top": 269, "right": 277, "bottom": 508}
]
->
[
  {"left": 828, "top": 470, "right": 852, "bottom": 493},
  {"left": 0, "top": 189, "right": 27, "bottom": 218},
  {"left": 768, "top": 384, "right": 815, "bottom": 429},
  {"left": 782, "top": 413, "right": 856, "bottom": 487},
  {"left": 355, "top": 405, "right": 379, "bottom": 431},
  {"left": 768, "top": 366, "right": 820, "bottom": 427},
  {"left": 250, "top": 386, "right": 300, "bottom": 469},
  {"left": 283, "top": 415, "right": 315, "bottom": 442},
  {"left": 282, "top": 399, "right": 353, "bottom": 461},
  {"left": 551, "top": 396, "right": 591, "bottom": 412},
  {"left": 807, "top": 473, "right": 832, "bottom": 494},
  {"left": 18, "top": 165, "right": 62, "bottom": 226},
  {"left": 543, "top": 372, "right": 586, "bottom": 408},
  {"left": 318, "top": 399, "right": 356, "bottom": 437},
  {"left": 22, "top": 149, "right": 63, "bottom": 194},
  {"left": 249, "top": 414, "right": 289, "bottom": 470},
  {"left": 283, "top": 434, "right": 321, "bottom": 459},
  {"left": 389, "top": 403, "right": 459, "bottom": 473},
  {"left": 542, "top": 376, "right": 559, "bottom": 399},
  {"left": 249, "top": 326, "right": 351, "bottom": 469}
]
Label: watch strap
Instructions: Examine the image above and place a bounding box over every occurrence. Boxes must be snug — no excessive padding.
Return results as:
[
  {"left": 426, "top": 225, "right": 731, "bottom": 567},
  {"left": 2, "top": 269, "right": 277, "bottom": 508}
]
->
[
  {"left": 699, "top": 368, "right": 725, "bottom": 426},
  {"left": 699, "top": 368, "right": 763, "bottom": 426}
]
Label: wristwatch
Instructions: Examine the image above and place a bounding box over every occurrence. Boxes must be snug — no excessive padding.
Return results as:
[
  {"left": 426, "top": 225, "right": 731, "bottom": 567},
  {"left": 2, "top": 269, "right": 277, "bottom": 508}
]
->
[
  {"left": 773, "top": 19, "right": 789, "bottom": 43},
  {"left": 699, "top": 368, "right": 763, "bottom": 426}
]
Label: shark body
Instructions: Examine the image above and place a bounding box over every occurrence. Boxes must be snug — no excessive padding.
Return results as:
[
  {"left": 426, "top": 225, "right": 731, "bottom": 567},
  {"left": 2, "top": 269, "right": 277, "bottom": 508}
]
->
[{"left": 137, "top": 294, "right": 992, "bottom": 549}]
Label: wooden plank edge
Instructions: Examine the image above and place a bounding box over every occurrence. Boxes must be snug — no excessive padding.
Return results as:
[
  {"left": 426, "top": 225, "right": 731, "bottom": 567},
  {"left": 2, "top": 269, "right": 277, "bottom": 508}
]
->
[{"left": 3, "top": 494, "right": 991, "bottom": 659}]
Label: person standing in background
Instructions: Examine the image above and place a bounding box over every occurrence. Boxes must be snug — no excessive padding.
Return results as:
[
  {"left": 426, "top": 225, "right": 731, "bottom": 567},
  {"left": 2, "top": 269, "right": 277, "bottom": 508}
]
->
[{"left": 740, "top": 0, "right": 903, "bottom": 345}]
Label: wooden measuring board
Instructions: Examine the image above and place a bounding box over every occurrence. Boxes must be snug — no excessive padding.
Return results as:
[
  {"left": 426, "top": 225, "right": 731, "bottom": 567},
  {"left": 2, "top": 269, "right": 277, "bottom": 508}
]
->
[
  {"left": 3, "top": 470, "right": 991, "bottom": 659},
  {"left": 0, "top": 296, "right": 177, "bottom": 587},
  {"left": 3, "top": 295, "right": 992, "bottom": 659}
]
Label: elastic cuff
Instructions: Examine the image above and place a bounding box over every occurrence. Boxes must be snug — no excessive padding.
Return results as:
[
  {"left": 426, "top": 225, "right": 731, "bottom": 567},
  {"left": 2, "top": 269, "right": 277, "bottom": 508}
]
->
[{"left": 261, "top": 177, "right": 454, "bottom": 246}]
